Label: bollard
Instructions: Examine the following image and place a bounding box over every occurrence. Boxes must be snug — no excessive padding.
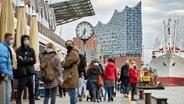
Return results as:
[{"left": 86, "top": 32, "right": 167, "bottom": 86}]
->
[
  {"left": 145, "top": 93, "right": 151, "bottom": 104},
  {"left": 139, "top": 89, "right": 144, "bottom": 100}
]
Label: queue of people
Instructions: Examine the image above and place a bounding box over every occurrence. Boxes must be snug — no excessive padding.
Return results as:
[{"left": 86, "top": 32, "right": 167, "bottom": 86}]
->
[{"left": 0, "top": 32, "right": 139, "bottom": 104}]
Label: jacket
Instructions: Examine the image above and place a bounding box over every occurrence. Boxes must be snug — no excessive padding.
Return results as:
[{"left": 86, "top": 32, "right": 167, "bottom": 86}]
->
[
  {"left": 0, "top": 41, "right": 13, "bottom": 79},
  {"left": 88, "top": 65, "right": 101, "bottom": 83},
  {"left": 62, "top": 47, "right": 80, "bottom": 88},
  {"left": 15, "top": 36, "right": 36, "bottom": 78},
  {"left": 120, "top": 64, "right": 130, "bottom": 83},
  {"left": 40, "top": 52, "right": 62, "bottom": 88},
  {"left": 129, "top": 68, "right": 138, "bottom": 84},
  {"left": 104, "top": 62, "right": 118, "bottom": 81}
]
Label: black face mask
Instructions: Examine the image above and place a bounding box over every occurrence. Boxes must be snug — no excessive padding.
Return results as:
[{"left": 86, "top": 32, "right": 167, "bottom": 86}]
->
[{"left": 67, "top": 46, "right": 73, "bottom": 53}]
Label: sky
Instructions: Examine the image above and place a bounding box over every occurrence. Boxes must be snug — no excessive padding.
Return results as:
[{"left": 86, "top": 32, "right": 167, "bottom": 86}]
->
[{"left": 53, "top": 0, "right": 184, "bottom": 64}]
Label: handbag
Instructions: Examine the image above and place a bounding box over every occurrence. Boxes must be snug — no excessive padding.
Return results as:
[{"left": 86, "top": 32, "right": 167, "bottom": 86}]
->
[{"left": 98, "top": 75, "right": 104, "bottom": 88}]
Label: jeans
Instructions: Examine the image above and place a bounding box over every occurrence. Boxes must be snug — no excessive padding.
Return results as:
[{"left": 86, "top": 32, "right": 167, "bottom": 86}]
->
[
  {"left": 16, "top": 75, "right": 34, "bottom": 104},
  {"left": 7, "top": 80, "right": 12, "bottom": 104},
  {"left": 44, "top": 87, "right": 57, "bottom": 104},
  {"left": 91, "top": 82, "right": 100, "bottom": 102},
  {"left": 131, "top": 83, "right": 137, "bottom": 99},
  {"left": 35, "top": 70, "right": 40, "bottom": 98},
  {"left": 121, "top": 82, "right": 130, "bottom": 95},
  {"left": 68, "top": 88, "right": 77, "bottom": 104},
  {"left": 107, "top": 87, "right": 113, "bottom": 101}
]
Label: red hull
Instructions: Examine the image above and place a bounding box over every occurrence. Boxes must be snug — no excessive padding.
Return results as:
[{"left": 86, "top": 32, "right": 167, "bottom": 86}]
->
[{"left": 158, "top": 77, "right": 184, "bottom": 86}]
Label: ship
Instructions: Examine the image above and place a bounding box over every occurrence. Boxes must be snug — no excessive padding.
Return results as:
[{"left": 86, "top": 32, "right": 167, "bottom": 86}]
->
[{"left": 150, "top": 18, "right": 184, "bottom": 86}]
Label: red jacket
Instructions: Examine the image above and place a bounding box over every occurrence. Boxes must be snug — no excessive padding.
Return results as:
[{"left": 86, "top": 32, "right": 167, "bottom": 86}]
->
[
  {"left": 129, "top": 68, "right": 138, "bottom": 84},
  {"left": 104, "top": 62, "right": 118, "bottom": 81}
]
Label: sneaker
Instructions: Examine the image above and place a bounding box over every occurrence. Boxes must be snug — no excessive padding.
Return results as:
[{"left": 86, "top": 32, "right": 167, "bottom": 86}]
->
[
  {"left": 35, "top": 97, "right": 41, "bottom": 100},
  {"left": 124, "top": 94, "right": 129, "bottom": 98}
]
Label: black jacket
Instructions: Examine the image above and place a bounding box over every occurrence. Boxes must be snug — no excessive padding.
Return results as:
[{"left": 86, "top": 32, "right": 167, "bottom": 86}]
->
[
  {"left": 120, "top": 64, "right": 130, "bottom": 83},
  {"left": 15, "top": 35, "right": 36, "bottom": 78}
]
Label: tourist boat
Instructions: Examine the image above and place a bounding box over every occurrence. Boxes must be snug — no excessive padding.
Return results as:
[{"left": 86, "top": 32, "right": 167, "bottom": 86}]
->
[{"left": 150, "top": 18, "right": 184, "bottom": 86}]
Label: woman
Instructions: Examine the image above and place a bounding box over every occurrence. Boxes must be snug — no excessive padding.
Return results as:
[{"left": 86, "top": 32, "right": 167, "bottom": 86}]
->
[
  {"left": 87, "top": 59, "right": 102, "bottom": 103},
  {"left": 104, "top": 58, "right": 118, "bottom": 102},
  {"left": 129, "top": 62, "right": 138, "bottom": 101},
  {"left": 40, "top": 43, "right": 62, "bottom": 104}
]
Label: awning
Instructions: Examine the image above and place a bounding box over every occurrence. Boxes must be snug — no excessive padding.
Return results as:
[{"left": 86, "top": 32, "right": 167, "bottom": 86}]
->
[{"left": 50, "top": 0, "right": 95, "bottom": 25}]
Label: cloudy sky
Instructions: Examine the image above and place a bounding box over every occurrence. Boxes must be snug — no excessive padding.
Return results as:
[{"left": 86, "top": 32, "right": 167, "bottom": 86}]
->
[{"left": 54, "top": 0, "right": 184, "bottom": 64}]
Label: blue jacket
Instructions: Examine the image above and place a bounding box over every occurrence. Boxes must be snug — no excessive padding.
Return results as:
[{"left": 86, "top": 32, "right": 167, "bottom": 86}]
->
[{"left": 0, "top": 41, "right": 13, "bottom": 79}]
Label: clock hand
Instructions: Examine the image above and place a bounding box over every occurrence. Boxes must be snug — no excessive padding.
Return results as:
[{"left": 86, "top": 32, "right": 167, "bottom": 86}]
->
[{"left": 82, "top": 29, "right": 86, "bottom": 38}]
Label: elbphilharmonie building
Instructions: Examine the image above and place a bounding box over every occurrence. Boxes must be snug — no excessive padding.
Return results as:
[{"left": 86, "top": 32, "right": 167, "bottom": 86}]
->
[{"left": 94, "top": 1, "right": 142, "bottom": 57}]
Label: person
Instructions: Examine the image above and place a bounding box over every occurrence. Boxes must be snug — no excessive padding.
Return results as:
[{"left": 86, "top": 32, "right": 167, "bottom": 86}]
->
[
  {"left": 129, "top": 62, "right": 138, "bottom": 101},
  {"left": 77, "top": 54, "right": 87, "bottom": 101},
  {"left": 0, "top": 33, "right": 14, "bottom": 104},
  {"left": 40, "top": 43, "right": 62, "bottom": 104},
  {"left": 120, "top": 60, "right": 130, "bottom": 98},
  {"left": 15, "top": 35, "right": 36, "bottom": 104},
  {"left": 87, "top": 59, "right": 102, "bottom": 103},
  {"left": 104, "top": 58, "right": 118, "bottom": 102},
  {"left": 62, "top": 40, "right": 80, "bottom": 104},
  {"left": 34, "top": 67, "right": 41, "bottom": 100}
]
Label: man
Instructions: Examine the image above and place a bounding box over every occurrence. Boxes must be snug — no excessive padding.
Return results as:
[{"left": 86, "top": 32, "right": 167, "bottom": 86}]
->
[
  {"left": 62, "top": 40, "right": 80, "bottom": 104},
  {"left": 120, "top": 60, "right": 130, "bottom": 98},
  {"left": 16, "top": 35, "right": 36, "bottom": 104},
  {"left": 0, "top": 33, "right": 14, "bottom": 104}
]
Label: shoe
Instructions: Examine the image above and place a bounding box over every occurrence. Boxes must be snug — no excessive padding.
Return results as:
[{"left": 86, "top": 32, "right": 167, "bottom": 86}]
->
[
  {"left": 104, "top": 97, "right": 106, "bottom": 101},
  {"left": 111, "top": 97, "right": 114, "bottom": 101},
  {"left": 35, "top": 97, "right": 41, "bottom": 100},
  {"left": 97, "top": 100, "right": 100, "bottom": 103},
  {"left": 131, "top": 98, "right": 137, "bottom": 101},
  {"left": 124, "top": 94, "right": 128, "bottom": 98}
]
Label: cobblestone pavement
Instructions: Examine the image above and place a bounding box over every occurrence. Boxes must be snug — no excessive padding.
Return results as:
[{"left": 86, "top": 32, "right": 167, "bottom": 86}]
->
[{"left": 11, "top": 92, "right": 135, "bottom": 104}]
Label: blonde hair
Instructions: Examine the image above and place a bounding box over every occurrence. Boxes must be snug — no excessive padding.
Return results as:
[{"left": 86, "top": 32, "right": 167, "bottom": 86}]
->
[{"left": 45, "top": 43, "right": 57, "bottom": 53}]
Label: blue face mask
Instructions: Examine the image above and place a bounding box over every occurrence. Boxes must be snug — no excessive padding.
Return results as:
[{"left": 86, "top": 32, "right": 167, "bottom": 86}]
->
[{"left": 9, "top": 39, "right": 14, "bottom": 45}]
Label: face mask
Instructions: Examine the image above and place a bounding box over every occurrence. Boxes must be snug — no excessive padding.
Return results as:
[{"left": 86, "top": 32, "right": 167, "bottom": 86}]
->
[
  {"left": 9, "top": 39, "right": 14, "bottom": 45},
  {"left": 94, "top": 63, "right": 99, "bottom": 66},
  {"left": 24, "top": 40, "right": 29, "bottom": 46},
  {"left": 45, "top": 48, "right": 54, "bottom": 53},
  {"left": 67, "top": 46, "right": 73, "bottom": 53}
]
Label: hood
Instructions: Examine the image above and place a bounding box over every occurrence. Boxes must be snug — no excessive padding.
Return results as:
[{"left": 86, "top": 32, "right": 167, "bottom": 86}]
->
[
  {"left": 106, "top": 62, "right": 116, "bottom": 68},
  {"left": 20, "top": 35, "right": 30, "bottom": 46}
]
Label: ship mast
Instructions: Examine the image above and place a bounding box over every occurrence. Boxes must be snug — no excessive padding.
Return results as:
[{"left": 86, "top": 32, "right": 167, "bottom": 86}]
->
[
  {"left": 167, "top": 18, "right": 172, "bottom": 53},
  {"left": 162, "top": 20, "right": 166, "bottom": 53}
]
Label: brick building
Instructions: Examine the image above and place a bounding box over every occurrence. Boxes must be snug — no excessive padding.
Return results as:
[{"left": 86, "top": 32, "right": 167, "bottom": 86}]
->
[{"left": 73, "top": 35, "right": 96, "bottom": 63}]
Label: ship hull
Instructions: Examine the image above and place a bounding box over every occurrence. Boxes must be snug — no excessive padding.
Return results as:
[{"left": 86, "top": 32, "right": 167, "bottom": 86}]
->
[{"left": 150, "top": 53, "right": 184, "bottom": 86}]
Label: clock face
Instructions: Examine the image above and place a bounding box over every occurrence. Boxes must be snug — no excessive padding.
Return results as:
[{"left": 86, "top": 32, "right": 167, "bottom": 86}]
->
[{"left": 76, "top": 21, "right": 94, "bottom": 40}]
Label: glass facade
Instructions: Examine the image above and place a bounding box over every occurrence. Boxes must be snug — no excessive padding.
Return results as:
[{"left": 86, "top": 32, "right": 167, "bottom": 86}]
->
[{"left": 94, "top": 2, "right": 142, "bottom": 56}]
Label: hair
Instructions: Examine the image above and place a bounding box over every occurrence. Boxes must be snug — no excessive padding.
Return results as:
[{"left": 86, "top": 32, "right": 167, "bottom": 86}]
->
[
  {"left": 65, "top": 40, "right": 74, "bottom": 47},
  {"left": 44, "top": 42, "right": 57, "bottom": 53},
  {"left": 108, "top": 58, "right": 115, "bottom": 63},
  {"left": 4, "top": 33, "right": 13, "bottom": 39},
  {"left": 90, "top": 58, "right": 99, "bottom": 69}
]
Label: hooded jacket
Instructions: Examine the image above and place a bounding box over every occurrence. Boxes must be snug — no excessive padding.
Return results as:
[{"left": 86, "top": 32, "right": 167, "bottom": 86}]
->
[
  {"left": 15, "top": 35, "right": 36, "bottom": 78},
  {"left": 104, "top": 62, "right": 118, "bottom": 81},
  {"left": 129, "top": 67, "right": 138, "bottom": 84}
]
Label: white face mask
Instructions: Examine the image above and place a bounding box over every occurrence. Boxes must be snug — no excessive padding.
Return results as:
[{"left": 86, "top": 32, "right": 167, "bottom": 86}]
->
[
  {"left": 24, "top": 40, "right": 29, "bottom": 46},
  {"left": 94, "top": 63, "right": 99, "bottom": 66},
  {"left": 45, "top": 48, "right": 54, "bottom": 53}
]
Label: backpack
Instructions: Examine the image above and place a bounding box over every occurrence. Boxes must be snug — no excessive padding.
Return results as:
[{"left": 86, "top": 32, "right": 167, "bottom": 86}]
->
[
  {"left": 78, "top": 54, "right": 87, "bottom": 77},
  {"left": 40, "top": 54, "right": 57, "bottom": 82},
  {"left": 121, "top": 65, "right": 130, "bottom": 78}
]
